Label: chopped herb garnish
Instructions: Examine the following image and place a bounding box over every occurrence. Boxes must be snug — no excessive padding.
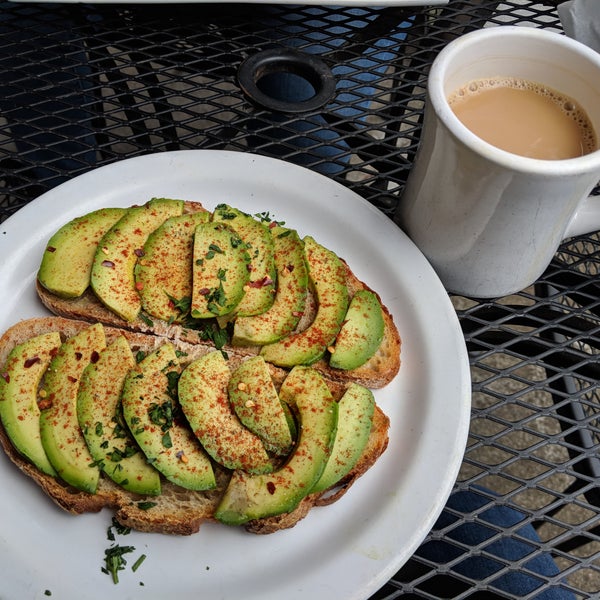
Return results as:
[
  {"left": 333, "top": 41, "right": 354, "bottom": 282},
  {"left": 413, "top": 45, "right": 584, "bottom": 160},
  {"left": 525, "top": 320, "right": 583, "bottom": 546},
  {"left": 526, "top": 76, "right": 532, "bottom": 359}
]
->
[
  {"left": 148, "top": 401, "right": 174, "bottom": 432},
  {"left": 139, "top": 313, "right": 154, "bottom": 327},
  {"left": 255, "top": 211, "right": 285, "bottom": 226},
  {"left": 89, "top": 458, "right": 106, "bottom": 470},
  {"left": 103, "top": 544, "right": 135, "bottom": 584},
  {"left": 110, "top": 517, "right": 131, "bottom": 536},
  {"left": 132, "top": 554, "right": 147, "bottom": 573},
  {"left": 167, "top": 294, "right": 191, "bottom": 316},
  {"left": 208, "top": 243, "right": 224, "bottom": 254},
  {"left": 161, "top": 431, "right": 173, "bottom": 449},
  {"left": 166, "top": 370, "right": 180, "bottom": 400},
  {"left": 137, "top": 501, "right": 158, "bottom": 511},
  {"left": 135, "top": 351, "right": 146, "bottom": 363}
]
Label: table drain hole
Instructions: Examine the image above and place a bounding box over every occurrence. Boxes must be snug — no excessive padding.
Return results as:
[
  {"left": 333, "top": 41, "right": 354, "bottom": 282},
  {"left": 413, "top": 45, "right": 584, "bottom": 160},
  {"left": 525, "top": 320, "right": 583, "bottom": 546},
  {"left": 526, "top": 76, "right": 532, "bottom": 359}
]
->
[{"left": 238, "top": 49, "right": 336, "bottom": 114}]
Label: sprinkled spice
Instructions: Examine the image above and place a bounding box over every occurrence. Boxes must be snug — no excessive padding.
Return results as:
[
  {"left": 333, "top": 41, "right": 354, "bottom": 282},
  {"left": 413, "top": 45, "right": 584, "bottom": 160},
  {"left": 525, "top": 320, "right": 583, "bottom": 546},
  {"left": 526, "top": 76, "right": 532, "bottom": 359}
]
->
[{"left": 23, "top": 356, "right": 41, "bottom": 368}]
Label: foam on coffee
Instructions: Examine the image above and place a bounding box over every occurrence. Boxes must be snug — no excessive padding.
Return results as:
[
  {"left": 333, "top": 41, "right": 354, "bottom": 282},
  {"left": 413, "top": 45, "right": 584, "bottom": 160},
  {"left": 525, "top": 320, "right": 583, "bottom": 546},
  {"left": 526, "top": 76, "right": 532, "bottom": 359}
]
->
[{"left": 448, "top": 77, "right": 597, "bottom": 160}]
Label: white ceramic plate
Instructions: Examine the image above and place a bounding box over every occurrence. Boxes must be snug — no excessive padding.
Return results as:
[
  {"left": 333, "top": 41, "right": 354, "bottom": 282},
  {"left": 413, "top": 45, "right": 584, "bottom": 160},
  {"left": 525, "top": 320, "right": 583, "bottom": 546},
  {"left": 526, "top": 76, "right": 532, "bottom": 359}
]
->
[{"left": 0, "top": 150, "right": 470, "bottom": 600}]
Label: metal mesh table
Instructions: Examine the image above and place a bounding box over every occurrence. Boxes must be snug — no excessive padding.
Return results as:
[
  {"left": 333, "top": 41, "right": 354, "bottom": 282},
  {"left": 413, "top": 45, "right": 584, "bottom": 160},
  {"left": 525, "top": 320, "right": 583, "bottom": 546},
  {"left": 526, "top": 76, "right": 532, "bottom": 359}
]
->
[{"left": 1, "top": 0, "right": 599, "bottom": 598}]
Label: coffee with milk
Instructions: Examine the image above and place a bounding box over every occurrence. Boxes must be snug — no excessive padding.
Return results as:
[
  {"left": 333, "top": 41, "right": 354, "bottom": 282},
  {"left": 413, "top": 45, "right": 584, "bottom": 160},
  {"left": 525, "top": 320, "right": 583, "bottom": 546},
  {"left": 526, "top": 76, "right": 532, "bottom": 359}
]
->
[{"left": 448, "top": 76, "right": 597, "bottom": 160}]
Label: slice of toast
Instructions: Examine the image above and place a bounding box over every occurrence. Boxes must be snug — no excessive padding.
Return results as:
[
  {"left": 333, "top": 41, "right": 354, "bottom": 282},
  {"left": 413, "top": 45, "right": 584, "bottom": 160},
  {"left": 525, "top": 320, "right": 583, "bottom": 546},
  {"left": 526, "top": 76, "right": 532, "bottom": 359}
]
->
[
  {"left": 35, "top": 199, "right": 401, "bottom": 389},
  {"left": 0, "top": 316, "right": 390, "bottom": 536}
]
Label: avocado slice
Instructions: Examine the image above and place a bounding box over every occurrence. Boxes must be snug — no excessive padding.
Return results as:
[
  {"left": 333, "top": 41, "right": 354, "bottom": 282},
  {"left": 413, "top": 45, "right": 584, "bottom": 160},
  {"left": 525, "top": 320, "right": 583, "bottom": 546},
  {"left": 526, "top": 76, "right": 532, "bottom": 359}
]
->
[
  {"left": 178, "top": 351, "right": 273, "bottom": 474},
  {"left": 260, "top": 236, "right": 349, "bottom": 367},
  {"left": 121, "top": 343, "right": 216, "bottom": 491},
  {"left": 39, "top": 323, "right": 107, "bottom": 493},
  {"left": 77, "top": 336, "right": 161, "bottom": 496},
  {"left": 135, "top": 211, "right": 210, "bottom": 322},
  {"left": 329, "top": 290, "right": 385, "bottom": 371},
  {"left": 38, "top": 208, "right": 127, "bottom": 299},
  {"left": 232, "top": 227, "right": 308, "bottom": 346},
  {"left": 0, "top": 332, "right": 61, "bottom": 476},
  {"left": 228, "top": 356, "right": 294, "bottom": 456},
  {"left": 311, "top": 383, "right": 375, "bottom": 493},
  {"left": 212, "top": 204, "right": 276, "bottom": 317},
  {"left": 190, "top": 222, "right": 251, "bottom": 319},
  {"left": 90, "top": 198, "right": 184, "bottom": 322},
  {"left": 214, "top": 366, "right": 338, "bottom": 525}
]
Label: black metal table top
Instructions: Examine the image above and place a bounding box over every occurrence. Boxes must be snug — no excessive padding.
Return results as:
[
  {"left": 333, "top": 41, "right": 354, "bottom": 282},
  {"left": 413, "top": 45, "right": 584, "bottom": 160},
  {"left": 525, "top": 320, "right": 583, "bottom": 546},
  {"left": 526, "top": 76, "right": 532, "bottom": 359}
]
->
[{"left": 1, "top": 0, "right": 599, "bottom": 598}]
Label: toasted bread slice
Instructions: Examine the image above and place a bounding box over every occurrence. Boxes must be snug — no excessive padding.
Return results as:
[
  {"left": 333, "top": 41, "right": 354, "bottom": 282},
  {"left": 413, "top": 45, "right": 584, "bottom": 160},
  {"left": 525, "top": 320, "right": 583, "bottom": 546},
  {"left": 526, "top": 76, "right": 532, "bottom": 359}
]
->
[
  {"left": 0, "top": 317, "right": 389, "bottom": 535},
  {"left": 35, "top": 199, "right": 401, "bottom": 388}
]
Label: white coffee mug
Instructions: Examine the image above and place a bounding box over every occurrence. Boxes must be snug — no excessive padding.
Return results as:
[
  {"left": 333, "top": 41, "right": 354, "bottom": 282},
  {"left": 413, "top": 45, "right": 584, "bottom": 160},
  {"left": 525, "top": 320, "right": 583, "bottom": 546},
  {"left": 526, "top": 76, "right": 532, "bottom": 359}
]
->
[{"left": 395, "top": 26, "right": 600, "bottom": 298}]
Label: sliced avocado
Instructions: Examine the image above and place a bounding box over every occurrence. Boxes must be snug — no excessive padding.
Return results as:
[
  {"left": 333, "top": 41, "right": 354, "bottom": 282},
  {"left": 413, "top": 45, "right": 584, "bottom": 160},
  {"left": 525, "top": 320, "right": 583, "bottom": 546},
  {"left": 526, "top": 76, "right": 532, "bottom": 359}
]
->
[
  {"left": 77, "top": 336, "right": 161, "bottom": 496},
  {"left": 190, "top": 222, "right": 251, "bottom": 319},
  {"left": 178, "top": 351, "right": 272, "bottom": 474},
  {"left": 311, "top": 383, "right": 375, "bottom": 493},
  {"left": 39, "top": 324, "right": 107, "bottom": 493},
  {"left": 121, "top": 343, "right": 215, "bottom": 491},
  {"left": 329, "top": 290, "right": 385, "bottom": 371},
  {"left": 212, "top": 204, "right": 276, "bottom": 317},
  {"left": 215, "top": 366, "right": 338, "bottom": 525},
  {"left": 260, "top": 236, "right": 349, "bottom": 367},
  {"left": 90, "top": 198, "right": 184, "bottom": 322},
  {"left": 38, "top": 208, "right": 127, "bottom": 299},
  {"left": 0, "top": 332, "right": 61, "bottom": 476},
  {"left": 228, "top": 356, "right": 294, "bottom": 456},
  {"left": 135, "top": 211, "right": 210, "bottom": 322},
  {"left": 232, "top": 227, "right": 308, "bottom": 346}
]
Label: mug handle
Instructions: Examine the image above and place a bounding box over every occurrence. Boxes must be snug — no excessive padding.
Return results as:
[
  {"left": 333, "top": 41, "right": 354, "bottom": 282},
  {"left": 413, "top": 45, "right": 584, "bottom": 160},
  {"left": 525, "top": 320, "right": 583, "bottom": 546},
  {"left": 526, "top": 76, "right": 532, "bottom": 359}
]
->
[{"left": 565, "top": 193, "right": 600, "bottom": 238}]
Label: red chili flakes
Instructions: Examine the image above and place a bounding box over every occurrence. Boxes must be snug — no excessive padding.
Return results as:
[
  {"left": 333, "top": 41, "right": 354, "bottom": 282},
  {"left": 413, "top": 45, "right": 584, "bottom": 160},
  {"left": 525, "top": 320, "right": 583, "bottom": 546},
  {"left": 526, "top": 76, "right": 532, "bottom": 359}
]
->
[
  {"left": 90, "top": 351, "right": 101, "bottom": 364},
  {"left": 38, "top": 398, "right": 53, "bottom": 410},
  {"left": 101, "top": 260, "right": 115, "bottom": 268},
  {"left": 266, "top": 481, "right": 276, "bottom": 495},
  {"left": 75, "top": 352, "right": 83, "bottom": 361},
  {"left": 268, "top": 221, "right": 277, "bottom": 229},
  {"left": 248, "top": 276, "right": 274, "bottom": 289},
  {"left": 46, "top": 246, "right": 57, "bottom": 253},
  {"left": 67, "top": 375, "right": 78, "bottom": 383},
  {"left": 198, "top": 288, "right": 211, "bottom": 296},
  {"left": 134, "top": 248, "right": 145, "bottom": 258},
  {"left": 135, "top": 281, "right": 144, "bottom": 291},
  {"left": 23, "top": 356, "right": 41, "bottom": 368},
  {"left": 1, "top": 372, "right": 9, "bottom": 384}
]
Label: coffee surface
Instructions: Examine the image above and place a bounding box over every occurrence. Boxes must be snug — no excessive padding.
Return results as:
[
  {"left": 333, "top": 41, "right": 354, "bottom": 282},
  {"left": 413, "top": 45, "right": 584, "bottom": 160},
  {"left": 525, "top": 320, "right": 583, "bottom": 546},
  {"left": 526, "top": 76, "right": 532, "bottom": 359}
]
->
[{"left": 448, "top": 77, "right": 597, "bottom": 160}]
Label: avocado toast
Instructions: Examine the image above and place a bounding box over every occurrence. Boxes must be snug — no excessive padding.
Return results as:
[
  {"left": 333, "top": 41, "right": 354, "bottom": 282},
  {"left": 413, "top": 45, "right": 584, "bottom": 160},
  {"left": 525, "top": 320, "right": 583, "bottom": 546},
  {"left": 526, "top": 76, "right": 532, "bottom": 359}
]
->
[
  {"left": 0, "top": 317, "right": 390, "bottom": 535},
  {"left": 0, "top": 198, "right": 399, "bottom": 535}
]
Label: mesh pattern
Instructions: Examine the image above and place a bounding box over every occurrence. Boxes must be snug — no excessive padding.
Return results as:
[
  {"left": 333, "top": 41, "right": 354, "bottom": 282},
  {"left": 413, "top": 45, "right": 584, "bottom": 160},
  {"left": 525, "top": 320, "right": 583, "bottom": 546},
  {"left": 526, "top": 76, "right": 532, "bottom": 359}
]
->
[{"left": 1, "top": 0, "right": 600, "bottom": 598}]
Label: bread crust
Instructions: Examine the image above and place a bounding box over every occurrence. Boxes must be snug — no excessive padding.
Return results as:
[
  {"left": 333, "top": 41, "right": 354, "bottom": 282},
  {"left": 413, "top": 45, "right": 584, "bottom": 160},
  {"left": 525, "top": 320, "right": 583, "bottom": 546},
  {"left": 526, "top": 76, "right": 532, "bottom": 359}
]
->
[{"left": 0, "top": 317, "right": 390, "bottom": 535}]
